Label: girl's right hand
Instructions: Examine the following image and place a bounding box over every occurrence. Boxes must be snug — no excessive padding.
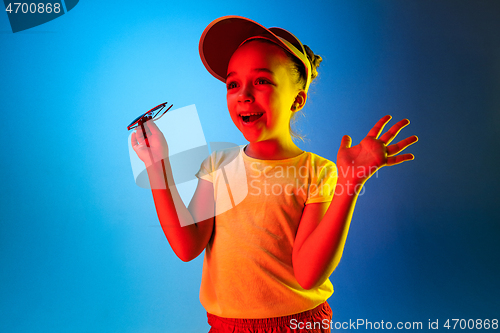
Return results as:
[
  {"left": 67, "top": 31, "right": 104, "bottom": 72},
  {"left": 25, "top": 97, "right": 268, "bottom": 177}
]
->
[{"left": 131, "top": 120, "right": 169, "bottom": 167}]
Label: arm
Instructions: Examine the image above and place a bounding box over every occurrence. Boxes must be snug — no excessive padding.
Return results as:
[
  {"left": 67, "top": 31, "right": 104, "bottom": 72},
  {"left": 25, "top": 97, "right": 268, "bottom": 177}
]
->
[
  {"left": 148, "top": 161, "right": 214, "bottom": 262},
  {"left": 292, "top": 179, "right": 358, "bottom": 290},
  {"left": 292, "top": 116, "right": 418, "bottom": 289},
  {"left": 132, "top": 120, "right": 214, "bottom": 262}
]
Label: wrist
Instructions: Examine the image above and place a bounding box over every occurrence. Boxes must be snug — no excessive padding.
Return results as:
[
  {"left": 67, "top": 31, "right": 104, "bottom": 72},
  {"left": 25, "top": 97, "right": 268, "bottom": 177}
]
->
[
  {"left": 335, "top": 176, "right": 365, "bottom": 196},
  {"left": 146, "top": 159, "right": 173, "bottom": 189},
  {"left": 336, "top": 163, "right": 377, "bottom": 186}
]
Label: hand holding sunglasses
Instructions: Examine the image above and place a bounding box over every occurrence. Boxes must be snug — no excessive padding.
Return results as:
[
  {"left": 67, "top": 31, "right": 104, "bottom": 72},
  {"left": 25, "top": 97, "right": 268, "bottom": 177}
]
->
[{"left": 129, "top": 102, "right": 173, "bottom": 168}]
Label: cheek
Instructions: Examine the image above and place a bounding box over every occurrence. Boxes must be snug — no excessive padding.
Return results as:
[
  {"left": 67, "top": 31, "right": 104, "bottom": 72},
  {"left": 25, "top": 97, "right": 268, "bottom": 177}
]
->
[
  {"left": 226, "top": 93, "right": 236, "bottom": 110},
  {"left": 267, "top": 93, "right": 289, "bottom": 115},
  {"left": 226, "top": 95, "right": 240, "bottom": 123},
  {"left": 260, "top": 91, "right": 278, "bottom": 109}
]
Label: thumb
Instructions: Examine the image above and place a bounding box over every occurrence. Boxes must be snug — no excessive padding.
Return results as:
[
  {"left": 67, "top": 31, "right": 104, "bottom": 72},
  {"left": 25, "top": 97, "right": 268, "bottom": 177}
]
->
[{"left": 340, "top": 135, "right": 352, "bottom": 149}]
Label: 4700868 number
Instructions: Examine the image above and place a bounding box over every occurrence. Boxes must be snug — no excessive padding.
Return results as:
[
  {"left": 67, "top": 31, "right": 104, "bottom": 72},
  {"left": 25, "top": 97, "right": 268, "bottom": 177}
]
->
[{"left": 5, "top": 3, "right": 61, "bottom": 14}]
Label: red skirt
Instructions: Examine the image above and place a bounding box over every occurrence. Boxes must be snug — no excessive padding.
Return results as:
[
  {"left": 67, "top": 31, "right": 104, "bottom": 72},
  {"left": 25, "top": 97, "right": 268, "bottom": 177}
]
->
[{"left": 207, "top": 301, "right": 333, "bottom": 332}]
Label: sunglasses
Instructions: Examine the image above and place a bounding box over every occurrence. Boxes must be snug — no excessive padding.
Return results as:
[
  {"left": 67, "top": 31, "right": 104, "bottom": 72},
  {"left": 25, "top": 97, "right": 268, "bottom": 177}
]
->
[{"left": 127, "top": 102, "right": 173, "bottom": 131}]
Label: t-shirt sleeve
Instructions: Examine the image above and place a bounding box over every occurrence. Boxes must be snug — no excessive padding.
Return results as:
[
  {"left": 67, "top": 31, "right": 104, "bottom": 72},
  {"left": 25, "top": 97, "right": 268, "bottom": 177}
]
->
[
  {"left": 305, "top": 159, "right": 338, "bottom": 205},
  {"left": 195, "top": 152, "right": 214, "bottom": 183}
]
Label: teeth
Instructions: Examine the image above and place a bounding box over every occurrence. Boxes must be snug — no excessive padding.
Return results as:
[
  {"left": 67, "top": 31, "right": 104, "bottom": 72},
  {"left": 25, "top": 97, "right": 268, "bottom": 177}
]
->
[{"left": 240, "top": 113, "right": 263, "bottom": 116}]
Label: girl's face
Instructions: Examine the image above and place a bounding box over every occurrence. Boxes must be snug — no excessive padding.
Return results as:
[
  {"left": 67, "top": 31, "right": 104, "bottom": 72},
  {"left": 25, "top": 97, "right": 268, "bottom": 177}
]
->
[{"left": 226, "top": 40, "right": 303, "bottom": 143}]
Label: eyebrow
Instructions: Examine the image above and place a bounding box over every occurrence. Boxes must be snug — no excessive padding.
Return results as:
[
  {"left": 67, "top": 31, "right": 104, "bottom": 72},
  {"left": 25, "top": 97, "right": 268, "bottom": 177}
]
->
[{"left": 226, "top": 68, "right": 275, "bottom": 80}]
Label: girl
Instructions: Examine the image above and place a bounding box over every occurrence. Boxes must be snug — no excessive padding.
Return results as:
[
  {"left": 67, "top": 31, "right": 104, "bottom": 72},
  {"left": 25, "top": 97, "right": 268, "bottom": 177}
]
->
[{"left": 131, "top": 16, "right": 418, "bottom": 333}]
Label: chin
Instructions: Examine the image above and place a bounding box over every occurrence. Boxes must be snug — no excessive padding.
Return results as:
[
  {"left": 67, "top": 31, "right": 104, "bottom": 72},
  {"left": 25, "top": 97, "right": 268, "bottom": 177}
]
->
[{"left": 243, "top": 134, "right": 258, "bottom": 143}]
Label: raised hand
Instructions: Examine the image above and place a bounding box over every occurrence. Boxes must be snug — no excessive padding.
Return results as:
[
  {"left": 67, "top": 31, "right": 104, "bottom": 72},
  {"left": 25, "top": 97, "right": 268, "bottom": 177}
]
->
[
  {"left": 131, "top": 119, "right": 169, "bottom": 168},
  {"left": 336, "top": 115, "right": 418, "bottom": 185}
]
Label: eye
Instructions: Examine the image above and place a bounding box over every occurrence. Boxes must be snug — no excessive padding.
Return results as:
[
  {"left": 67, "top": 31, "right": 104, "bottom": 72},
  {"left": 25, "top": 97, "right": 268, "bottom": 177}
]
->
[
  {"left": 227, "top": 81, "right": 238, "bottom": 90},
  {"left": 255, "top": 78, "right": 271, "bottom": 85}
]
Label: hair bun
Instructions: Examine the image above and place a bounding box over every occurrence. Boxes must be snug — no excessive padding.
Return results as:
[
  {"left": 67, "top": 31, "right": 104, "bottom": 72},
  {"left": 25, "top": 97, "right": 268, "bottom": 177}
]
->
[{"left": 304, "top": 45, "right": 322, "bottom": 80}]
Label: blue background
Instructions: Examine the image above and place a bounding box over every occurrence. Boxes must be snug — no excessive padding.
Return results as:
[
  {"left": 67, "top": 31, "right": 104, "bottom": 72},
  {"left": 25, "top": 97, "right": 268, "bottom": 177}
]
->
[{"left": 1, "top": 0, "right": 499, "bottom": 332}]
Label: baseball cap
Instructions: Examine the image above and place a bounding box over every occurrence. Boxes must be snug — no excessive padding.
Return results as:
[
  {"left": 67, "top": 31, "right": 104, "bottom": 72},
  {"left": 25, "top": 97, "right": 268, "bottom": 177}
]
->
[{"left": 199, "top": 16, "right": 312, "bottom": 92}]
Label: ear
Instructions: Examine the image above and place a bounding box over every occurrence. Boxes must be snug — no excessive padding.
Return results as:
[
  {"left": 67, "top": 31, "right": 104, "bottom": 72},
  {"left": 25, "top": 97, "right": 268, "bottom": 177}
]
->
[{"left": 291, "top": 90, "right": 307, "bottom": 112}]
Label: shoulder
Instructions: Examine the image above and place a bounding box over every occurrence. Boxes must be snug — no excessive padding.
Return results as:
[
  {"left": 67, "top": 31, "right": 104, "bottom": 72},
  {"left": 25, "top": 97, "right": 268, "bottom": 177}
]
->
[
  {"left": 211, "top": 144, "right": 242, "bottom": 158},
  {"left": 200, "top": 144, "right": 243, "bottom": 173},
  {"left": 303, "top": 151, "right": 337, "bottom": 175},
  {"left": 307, "top": 151, "right": 335, "bottom": 164},
  {"left": 210, "top": 144, "right": 243, "bottom": 166}
]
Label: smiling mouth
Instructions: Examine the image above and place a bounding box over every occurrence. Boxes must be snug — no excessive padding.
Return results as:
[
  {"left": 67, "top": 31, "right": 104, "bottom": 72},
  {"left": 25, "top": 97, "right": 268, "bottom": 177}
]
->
[{"left": 241, "top": 113, "right": 264, "bottom": 123}]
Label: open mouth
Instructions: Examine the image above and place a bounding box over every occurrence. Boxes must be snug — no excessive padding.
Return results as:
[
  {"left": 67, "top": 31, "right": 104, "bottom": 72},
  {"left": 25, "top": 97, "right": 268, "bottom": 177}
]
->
[{"left": 240, "top": 113, "right": 264, "bottom": 123}]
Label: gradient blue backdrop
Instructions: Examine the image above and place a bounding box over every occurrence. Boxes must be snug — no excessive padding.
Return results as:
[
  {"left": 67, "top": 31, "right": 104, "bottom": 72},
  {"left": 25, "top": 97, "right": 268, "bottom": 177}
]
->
[{"left": 1, "top": 1, "right": 499, "bottom": 332}]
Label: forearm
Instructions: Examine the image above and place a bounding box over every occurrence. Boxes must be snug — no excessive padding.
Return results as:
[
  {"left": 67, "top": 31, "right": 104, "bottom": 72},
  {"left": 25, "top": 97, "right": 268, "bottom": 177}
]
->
[
  {"left": 294, "top": 178, "right": 361, "bottom": 289},
  {"left": 147, "top": 160, "right": 209, "bottom": 262}
]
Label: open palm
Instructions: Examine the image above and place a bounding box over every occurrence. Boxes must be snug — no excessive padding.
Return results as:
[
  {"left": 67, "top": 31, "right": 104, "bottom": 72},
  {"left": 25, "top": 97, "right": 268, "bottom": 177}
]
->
[{"left": 337, "top": 115, "right": 418, "bottom": 184}]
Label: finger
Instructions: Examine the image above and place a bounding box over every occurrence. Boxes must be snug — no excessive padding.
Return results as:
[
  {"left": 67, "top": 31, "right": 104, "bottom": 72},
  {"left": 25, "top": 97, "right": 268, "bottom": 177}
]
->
[
  {"left": 131, "top": 131, "right": 138, "bottom": 149},
  {"left": 379, "top": 119, "right": 410, "bottom": 145},
  {"left": 366, "top": 115, "right": 392, "bottom": 139},
  {"left": 131, "top": 131, "right": 146, "bottom": 149},
  {"left": 387, "top": 135, "right": 418, "bottom": 156},
  {"left": 134, "top": 126, "right": 144, "bottom": 141},
  {"left": 131, "top": 133, "right": 145, "bottom": 154},
  {"left": 387, "top": 153, "right": 414, "bottom": 166},
  {"left": 340, "top": 135, "right": 352, "bottom": 149},
  {"left": 131, "top": 131, "right": 139, "bottom": 144}
]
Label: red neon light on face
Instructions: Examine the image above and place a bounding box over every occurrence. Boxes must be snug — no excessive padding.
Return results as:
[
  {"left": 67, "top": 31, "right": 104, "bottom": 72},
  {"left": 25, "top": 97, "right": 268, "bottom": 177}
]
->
[{"left": 226, "top": 41, "right": 301, "bottom": 144}]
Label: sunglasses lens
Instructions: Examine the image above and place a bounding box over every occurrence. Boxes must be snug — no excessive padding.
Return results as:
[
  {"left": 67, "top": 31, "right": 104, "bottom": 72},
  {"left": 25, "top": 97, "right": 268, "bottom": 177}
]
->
[
  {"left": 127, "top": 103, "right": 171, "bottom": 130},
  {"left": 151, "top": 105, "right": 164, "bottom": 113}
]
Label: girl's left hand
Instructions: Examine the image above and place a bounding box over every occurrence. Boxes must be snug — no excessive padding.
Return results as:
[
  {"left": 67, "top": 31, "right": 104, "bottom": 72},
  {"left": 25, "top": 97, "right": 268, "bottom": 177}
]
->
[{"left": 336, "top": 115, "right": 418, "bottom": 185}]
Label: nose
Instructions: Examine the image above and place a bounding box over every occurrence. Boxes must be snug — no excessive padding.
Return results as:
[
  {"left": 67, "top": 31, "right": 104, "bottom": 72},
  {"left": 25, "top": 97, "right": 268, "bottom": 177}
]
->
[{"left": 238, "top": 83, "right": 254, "bottom": 104}]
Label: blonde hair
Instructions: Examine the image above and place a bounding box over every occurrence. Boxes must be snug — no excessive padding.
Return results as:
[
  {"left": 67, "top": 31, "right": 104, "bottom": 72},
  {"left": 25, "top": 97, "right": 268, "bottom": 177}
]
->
[{"left": 289, "top": 44, "right": 323, "bottom": 142}]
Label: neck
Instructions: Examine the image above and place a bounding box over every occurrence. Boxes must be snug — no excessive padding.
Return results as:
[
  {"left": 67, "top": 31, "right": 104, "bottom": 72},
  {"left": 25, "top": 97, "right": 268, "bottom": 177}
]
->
[{"left": 244, "top": 137, "right": 303, "bottom": 160}]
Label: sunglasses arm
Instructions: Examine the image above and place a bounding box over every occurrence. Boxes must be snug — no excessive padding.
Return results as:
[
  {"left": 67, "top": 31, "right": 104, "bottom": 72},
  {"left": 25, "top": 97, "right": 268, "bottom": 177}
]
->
[{"left": 139, "top": 121, "right": 158, "bottom": 170}]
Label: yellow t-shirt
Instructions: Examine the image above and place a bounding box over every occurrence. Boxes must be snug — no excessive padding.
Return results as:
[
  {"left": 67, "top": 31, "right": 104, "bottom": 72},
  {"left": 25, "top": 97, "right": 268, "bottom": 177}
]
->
[{"left": 195, "top": 144, "right": 338, "bottom": 318}]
